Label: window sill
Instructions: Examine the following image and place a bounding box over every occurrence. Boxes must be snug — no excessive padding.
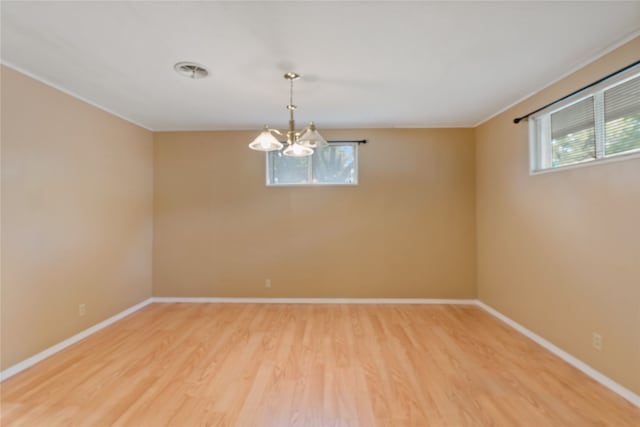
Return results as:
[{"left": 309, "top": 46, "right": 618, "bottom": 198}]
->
[
  {"left": 530, "top": 150, "right": 640, "bottom": 175},
  {"left": 266, "top": 182, "right": 359, "bottom": 187}
]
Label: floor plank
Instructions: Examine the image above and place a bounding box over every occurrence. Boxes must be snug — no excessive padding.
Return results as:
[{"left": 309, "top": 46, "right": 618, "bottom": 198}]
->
[{"left": 1, "top": 303, "right": 638, "bottom": 426}]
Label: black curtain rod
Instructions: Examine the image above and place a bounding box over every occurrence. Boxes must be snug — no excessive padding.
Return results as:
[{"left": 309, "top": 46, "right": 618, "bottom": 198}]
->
[
  {"left": 328, "top": 139, "right": 367, "bottom": 144},
  {"left": 513, "top": 59, "right": 640, "bottom": 124}
]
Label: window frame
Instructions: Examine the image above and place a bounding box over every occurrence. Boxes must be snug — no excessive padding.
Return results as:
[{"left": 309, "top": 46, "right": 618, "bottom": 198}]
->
[
  {"left": 529, "top": 66, "right": 640, "bottom": 174},
  {"left": 265, "top": 141, "right": 359, "bottom": 187}
]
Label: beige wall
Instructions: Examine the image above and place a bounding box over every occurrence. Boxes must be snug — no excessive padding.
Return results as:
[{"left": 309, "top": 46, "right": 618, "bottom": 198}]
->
[
  {"left": 154, "top": 129, "right": 476, "bottom": 298},
  {"left": 3, "top": 35, "right": 638, "bottom": 398},
  {"left": 0, "top": 66, "right": 154, "bottom": 370},
  {"left": 476, "top": 37, "right": 640, "bottom": 394}
]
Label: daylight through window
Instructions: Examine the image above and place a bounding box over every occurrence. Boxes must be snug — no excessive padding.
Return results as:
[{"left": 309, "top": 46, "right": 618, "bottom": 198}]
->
[
  {"left": 267, "top": 142, "right": 358, "bottom": 186},
  {"left": 529, "top": 67, "right": 640, "bottom": 172}
]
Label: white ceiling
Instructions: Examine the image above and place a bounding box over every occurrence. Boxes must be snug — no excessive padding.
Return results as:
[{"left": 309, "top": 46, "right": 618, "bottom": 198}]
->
[{"left": 2, "top": 1, "right": 639, "bottom": 131}]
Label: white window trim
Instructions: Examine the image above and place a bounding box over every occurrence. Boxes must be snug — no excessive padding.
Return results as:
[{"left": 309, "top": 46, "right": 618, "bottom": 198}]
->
[
  {"left": 265, "top": 142, "right": 359, "bottom": 187},
  {"left": 529, "top": 149, "right": 640, "bottom": 175},
  {"left": 529, "top": 65, "right": 640, "bottom": 175}
]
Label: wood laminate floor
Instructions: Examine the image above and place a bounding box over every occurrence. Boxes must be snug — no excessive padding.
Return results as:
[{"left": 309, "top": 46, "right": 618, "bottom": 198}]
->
[{"left": 1, "top": 303, "right": 638, "bottom": 426}]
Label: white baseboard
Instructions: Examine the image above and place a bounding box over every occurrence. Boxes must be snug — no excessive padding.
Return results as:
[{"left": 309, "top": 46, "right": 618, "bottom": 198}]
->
[
  {"left": 0, "top": 297, "right": 154, "bottom": 382},
  {"left": 151, "top": 297, "right": 478, "bottom": 305},
  {"left": 3, "top": 296, "right": 637, "bottom": 409},
  {"left": 0, "top": 297, "right": 473, "bottom": 382},
  {"left": 475, "top": 301, "right": 640, "bottom": 408}
]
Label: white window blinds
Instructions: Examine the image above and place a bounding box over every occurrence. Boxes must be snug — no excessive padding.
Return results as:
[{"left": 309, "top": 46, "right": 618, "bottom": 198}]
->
[
  {"left": 604, "top": 75, "right": 640, "bottom": 156},
  {"left": 529, "top": 65, "right": 640, "bottom": 172},
  {"left": 550, "top": 96, "right": 596, "bottom": 167}
]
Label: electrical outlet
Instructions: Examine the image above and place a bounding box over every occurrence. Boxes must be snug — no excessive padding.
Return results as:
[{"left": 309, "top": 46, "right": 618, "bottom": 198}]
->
[
  {"left": 592, "top": 332, "right": 602, "bottom": 351},
  {"left": 265, "top": 279, "right": 272, "bottom": 288},
  {"left": 78, "top": 303, "right": 86, "bottom": 317}
]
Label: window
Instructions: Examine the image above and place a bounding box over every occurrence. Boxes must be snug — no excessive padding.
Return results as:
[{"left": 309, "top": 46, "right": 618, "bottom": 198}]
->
[
  {"left": 529, "top": 67, "right": 640, "bottom": 173},
  {"left": 266, "top": 142, "right": 358, "bottom": 186}
]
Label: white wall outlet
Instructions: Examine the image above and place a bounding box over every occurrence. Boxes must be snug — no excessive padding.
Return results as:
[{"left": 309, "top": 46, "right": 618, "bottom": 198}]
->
[
  {"left": 265, "top": 279, "right": 272, "bottom": 288},
  {"left": 592, "top": 332, "right": 602, "bottom": 351},
  {"left": 78, "top": 303, "right": 86, "bottom": 317}
]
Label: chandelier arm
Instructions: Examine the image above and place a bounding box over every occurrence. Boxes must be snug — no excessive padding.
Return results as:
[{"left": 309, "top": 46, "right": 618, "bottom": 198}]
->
[
  {"left": 249, "top": 72, "right": 319, "bottom": 157},
  {"left": 299, "top": 123, "right": 311, "bottom": 133}
]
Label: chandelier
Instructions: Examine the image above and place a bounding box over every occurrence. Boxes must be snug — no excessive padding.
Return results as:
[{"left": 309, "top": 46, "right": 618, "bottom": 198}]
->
[{"left": 248, "top": 72, "right": 327, "bottom": 157}]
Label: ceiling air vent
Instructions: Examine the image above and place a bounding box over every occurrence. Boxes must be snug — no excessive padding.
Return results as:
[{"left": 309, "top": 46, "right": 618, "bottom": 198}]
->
[{"left": 174, "top": 62, "right": 209, "bottom": 79}]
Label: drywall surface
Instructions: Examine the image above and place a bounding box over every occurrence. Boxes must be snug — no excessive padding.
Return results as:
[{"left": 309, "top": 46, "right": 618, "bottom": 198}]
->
[
  {"left": 1, "top": 66, "right": 154, "bottom": 370},
  {"left": 475, "top": 37, "right": 640, "bottom": 394},
  {"left": 154, "top": 128, "right": 476, "bottom": 298}
]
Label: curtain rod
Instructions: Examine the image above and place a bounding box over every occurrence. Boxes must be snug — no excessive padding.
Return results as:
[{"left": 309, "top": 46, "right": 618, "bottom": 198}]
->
[
  {"left": 513, "top": 59, "right": 640, "bottom": 124},
  {"left": 328, "top": 140, "right": 367, "bottom": 144}
]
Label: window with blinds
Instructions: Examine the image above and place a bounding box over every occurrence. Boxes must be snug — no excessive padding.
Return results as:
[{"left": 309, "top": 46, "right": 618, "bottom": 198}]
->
[
  {"left": 550, "top": 96, "right": 596, "bottom": 167},
  {"left": 529, "top": 67, "right": 640, "bottom": 172},
  {"left": 604, "top": 75, "right": 640, "bottom": 156},
  {"left": 266, "top": 142, "right": 358, "bottom": 186}
]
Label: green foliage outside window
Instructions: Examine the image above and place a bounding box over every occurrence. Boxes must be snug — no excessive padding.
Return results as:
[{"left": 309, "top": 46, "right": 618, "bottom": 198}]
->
[
  {"left": 605, "top": 111, "right": 640, "bottom": 156},
  {"left": 552, "top": 111, "right": 640, "bottom": 167}
]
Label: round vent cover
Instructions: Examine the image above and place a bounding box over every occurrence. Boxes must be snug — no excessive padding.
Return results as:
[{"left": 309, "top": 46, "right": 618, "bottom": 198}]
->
[{"left": 174, "top": 62, "right": 209, "bottom": 79}]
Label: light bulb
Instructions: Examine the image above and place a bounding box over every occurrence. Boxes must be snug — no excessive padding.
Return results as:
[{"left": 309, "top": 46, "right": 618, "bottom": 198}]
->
[
  {"left": 298, "top": 122, "right": 328, "bottom": 148},
  {"left": 283, "top": 142, "right": 313, "bottom": 157},
  {"left": 248, "top": 128, "right": 283, "bottom": 152}
]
